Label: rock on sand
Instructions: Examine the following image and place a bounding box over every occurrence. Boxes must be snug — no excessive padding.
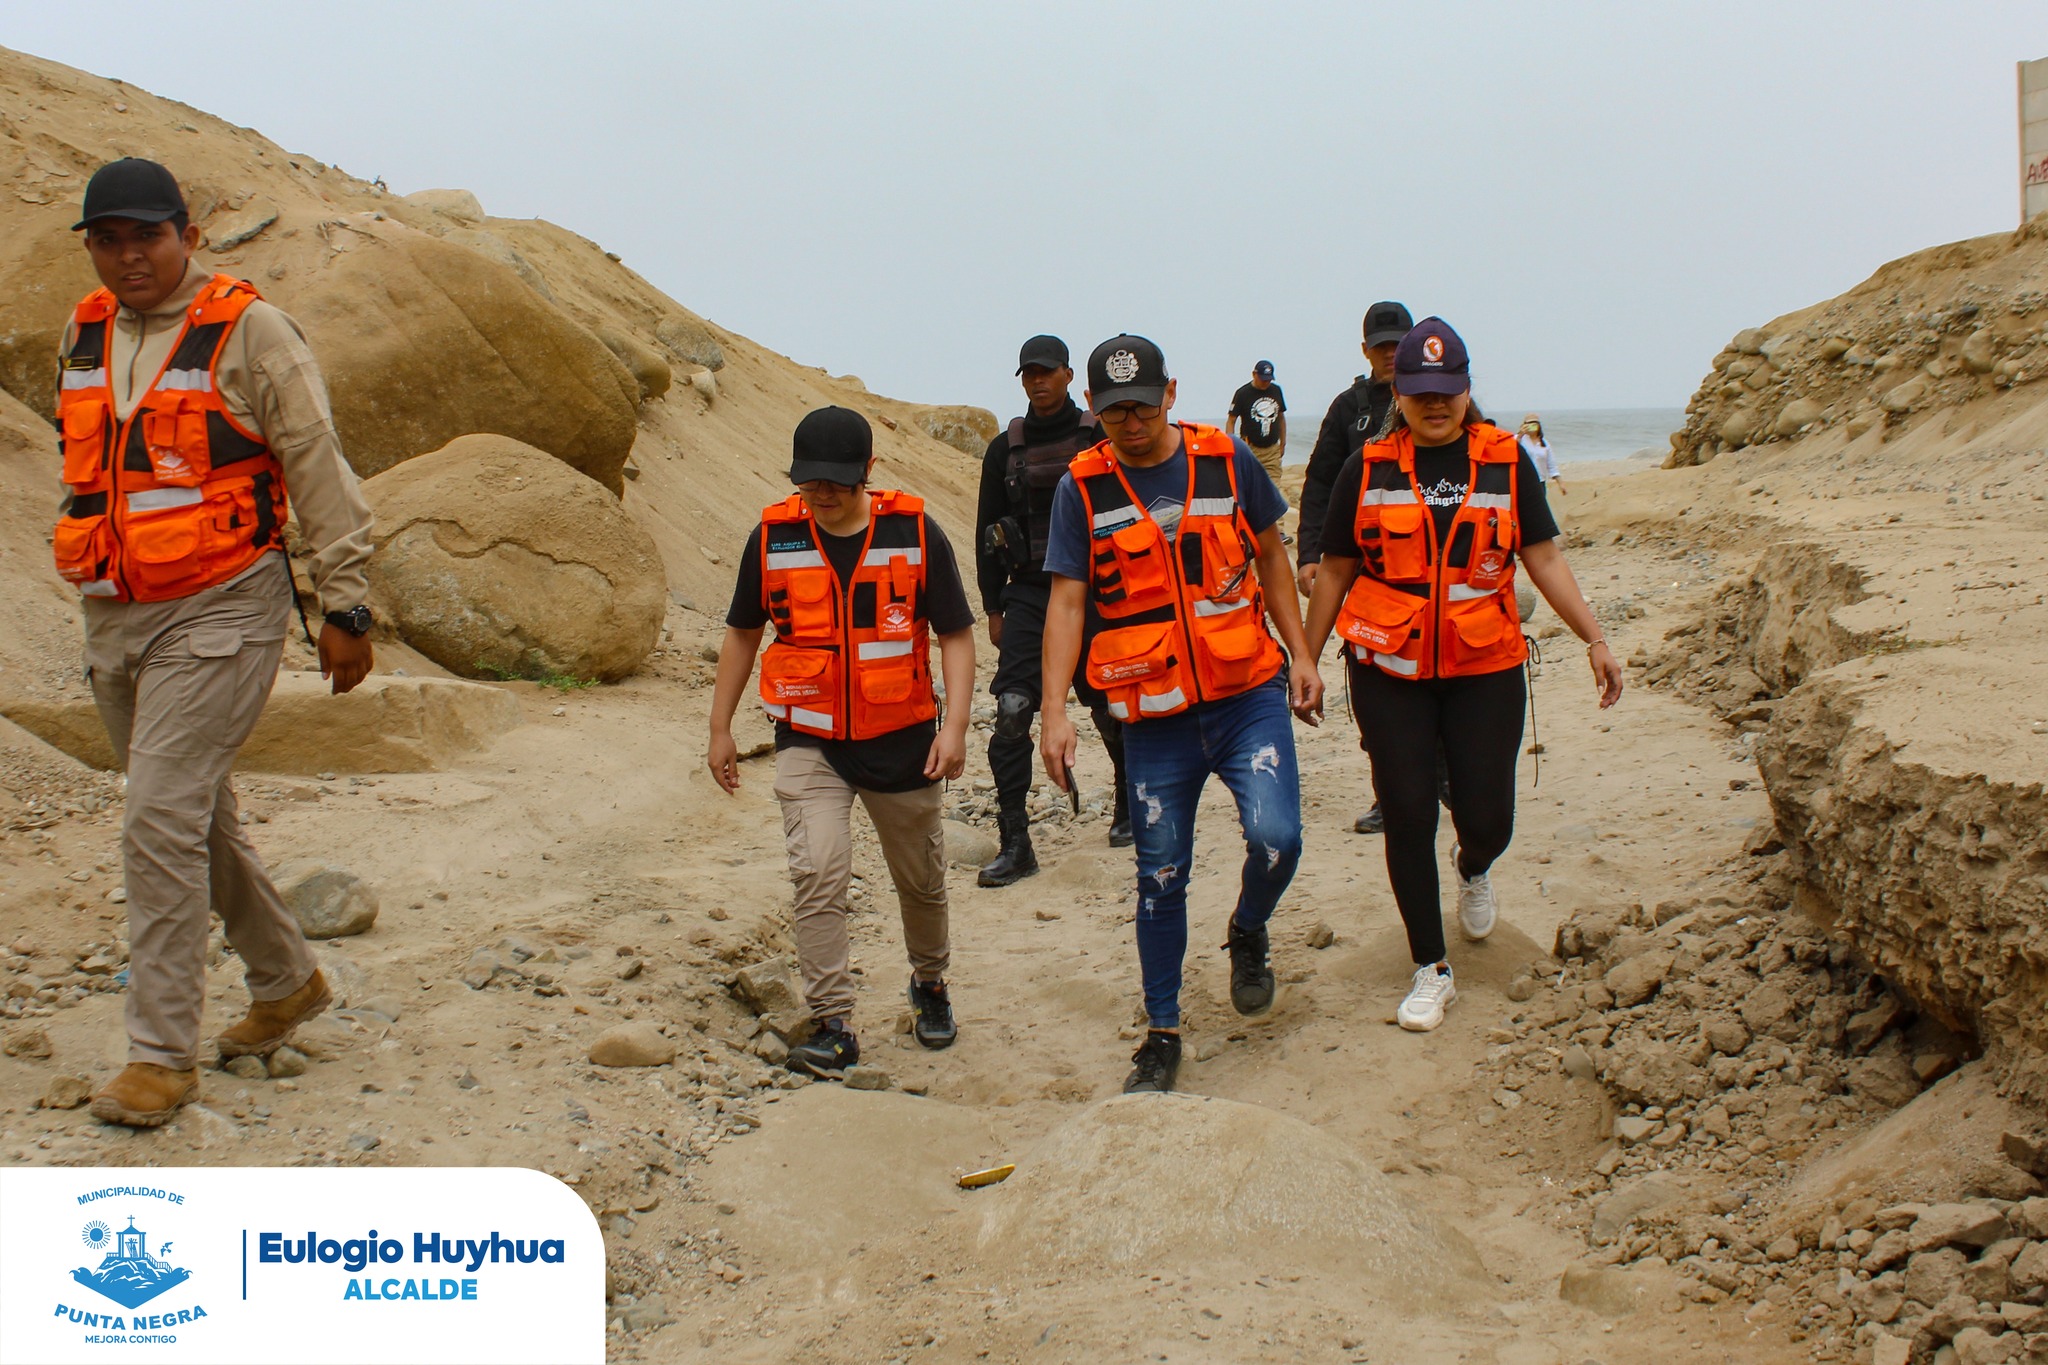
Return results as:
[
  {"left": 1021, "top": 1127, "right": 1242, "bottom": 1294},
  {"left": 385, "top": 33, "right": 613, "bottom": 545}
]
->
[
  {"left": 974, "top": 1094, "right": 1485, "bottom": 1300},
  {"left": 363, "top": 435, "right": 667, "bottom": 683}
]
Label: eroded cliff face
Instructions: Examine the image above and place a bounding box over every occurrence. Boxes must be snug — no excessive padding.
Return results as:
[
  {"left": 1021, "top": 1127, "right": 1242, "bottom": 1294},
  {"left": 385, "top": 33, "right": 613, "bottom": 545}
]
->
[{"left": 1759, "top": 654, "right": 2048, "bottom": 1106}]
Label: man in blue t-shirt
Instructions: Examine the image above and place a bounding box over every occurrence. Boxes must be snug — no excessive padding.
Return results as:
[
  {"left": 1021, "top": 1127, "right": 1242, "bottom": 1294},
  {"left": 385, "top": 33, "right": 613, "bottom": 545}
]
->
[{"left": 1039, "top": 334, "right": 1324, "bottom": 1095}]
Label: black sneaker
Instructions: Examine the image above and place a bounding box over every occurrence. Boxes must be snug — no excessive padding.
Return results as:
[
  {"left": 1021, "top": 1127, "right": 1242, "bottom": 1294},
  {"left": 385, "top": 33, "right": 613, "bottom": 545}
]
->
[
  {"left": 785, "top": 1019, "right": 858, "bottom": 1077},
  {"left": 907, "top": 977, "right": 957, "bottom": 1050},
  {"left": 1353, "top": 803, "right": 1385, "bottom": 835},
  {"left": 1123, "top": 1030, "right": 1182, "bottom": 1094},
  {"left": 1224, "top": 919, "right": 1275, "bottom": 1015}
]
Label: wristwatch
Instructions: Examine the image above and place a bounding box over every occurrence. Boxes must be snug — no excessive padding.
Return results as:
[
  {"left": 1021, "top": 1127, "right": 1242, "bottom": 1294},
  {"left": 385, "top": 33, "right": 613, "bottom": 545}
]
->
[{"left": 324, "top": 605, "right": 374, "bottom": 637}]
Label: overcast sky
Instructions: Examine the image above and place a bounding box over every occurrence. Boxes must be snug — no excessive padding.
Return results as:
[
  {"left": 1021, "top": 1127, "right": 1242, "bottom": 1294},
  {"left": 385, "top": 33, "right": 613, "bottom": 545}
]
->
[{"left": 13, "top": 3, "right": 2048, "bottom": 424}]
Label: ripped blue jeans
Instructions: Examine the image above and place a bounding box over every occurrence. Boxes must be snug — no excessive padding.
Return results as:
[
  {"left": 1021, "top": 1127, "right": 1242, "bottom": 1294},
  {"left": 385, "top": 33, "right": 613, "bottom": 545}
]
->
[{"left": 1121, "top": 674, "right": 1303, "bottom": 1029}]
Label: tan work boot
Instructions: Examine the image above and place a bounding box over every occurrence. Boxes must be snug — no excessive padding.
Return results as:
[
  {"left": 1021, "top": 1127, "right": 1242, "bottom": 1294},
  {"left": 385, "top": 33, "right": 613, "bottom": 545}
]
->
[
  {"left": 215, "top": 968, "right": 332, "bottom": 1059},
  {"left": 90, "top": 1063, "right": 200, "bottom": 1127}
]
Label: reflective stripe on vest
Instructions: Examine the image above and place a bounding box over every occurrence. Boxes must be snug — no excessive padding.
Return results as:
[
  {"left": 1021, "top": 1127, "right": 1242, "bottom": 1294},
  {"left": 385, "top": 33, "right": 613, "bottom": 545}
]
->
[
  {"left": 1333, "top": 424, "right": 1529, "bottom": 681},
  {"left": 755, "top": 489, "right": 938, "bottom": 741},
  {"left": 53, "top": 275, "right": 288, "bottom": 605},
  {"left": 1068, "top": 423, "right": 1284, "bottom": 722}
]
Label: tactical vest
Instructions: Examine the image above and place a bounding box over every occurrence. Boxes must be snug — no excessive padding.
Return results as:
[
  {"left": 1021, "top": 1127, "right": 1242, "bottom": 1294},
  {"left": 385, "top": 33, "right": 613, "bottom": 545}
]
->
[
  {"left": 54, "top": 275, "right": 288, "bottom": 603},
  {"left": 1070, "top": 423, "right": 1284, "bottom": 722},
  {"left": 1333, "top": 424, "right": 1529, "bottom": 680},
  {"left": 1003, "top": 409, "right": 1101, "bottom": 572},
  {"left": 756, "top": 490, "right": 937, "bottom": 740}
]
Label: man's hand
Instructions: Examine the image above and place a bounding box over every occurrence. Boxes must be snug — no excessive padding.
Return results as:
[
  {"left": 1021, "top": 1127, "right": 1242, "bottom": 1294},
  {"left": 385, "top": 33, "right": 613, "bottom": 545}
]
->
[
  {"left": 1289, "top": 658, "right": 1324, "bottom": 726},
  {"left": 1589, "top": 641, "right": 1624, "bottom": 709},
  {"left": 986, "top": 612, "right": 1004, "bottom": 648},
  {"left": 1040, "top": 708, "right": 1078, "bottom": 788},
  {"left": 1295, "top": 561, "right": 1318, "bottom": 598},
  {"left": 925, "top": 726, "right": 967, "bottom": 781},
  {"left": 317, "top": 624, "right": 373, "bottom": 695},
  {"left": 706, "top": 727, "right": 742, "bottom": 793},
  {"left": 1554, "top": 479, "right": 1569, "bottom": 497}
]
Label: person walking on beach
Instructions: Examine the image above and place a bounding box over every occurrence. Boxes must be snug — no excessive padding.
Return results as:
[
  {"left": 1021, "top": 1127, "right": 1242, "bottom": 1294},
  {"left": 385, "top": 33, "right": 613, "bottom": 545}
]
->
[
  {"left": 58, "top": 159, "right": 374, "bottom": 1127},
  {"left": 707, "top": 407, "right": 976, "bottom": 1074},
  {"left": 973, "top": 335, "right": 1129, "bottom": 888},
  {"left": 1519, "top": 414, "right": 1566, "bottom": 496},
  {"left": 1039, "top": 335, "right": 1324, "bottom": 1094},
  {"left": 1225, "top": 360, "right": 1288, "bottom": 500},
  {"left": 1303, "top": 319, "right": 1621, "bottom": 1032},
  {"left": 1297, "top": 300, "right": 1410, "bottom": 835}
]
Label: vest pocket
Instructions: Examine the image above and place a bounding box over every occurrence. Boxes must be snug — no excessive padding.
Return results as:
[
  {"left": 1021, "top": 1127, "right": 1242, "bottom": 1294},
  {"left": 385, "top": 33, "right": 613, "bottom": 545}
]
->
[
  {"left": 1441, "top": 593, "right": 1516, "bottom": 673},
  {"left": 1188, "top": 605, "right": 1271, "bottom": 694},
  {"left": 1085, "top": 621, "right": 1188, "bottom": 721},
  {"left": 123, "top": 508, "right": 205, "bottom": 595},
  {"left": 782, "top": 568, "right": 837, "bottom": 641},
  {"left": 759, "top": 644, "right": 839, "bottom": 733},
  {"left": 61, "top": 401, "right": 109, "bottom": 489},
  {"left": 856, "top": 658, "right": 917, "bottom": 705},
  {"left": 1107, "top": 522, "right": 1175, "bottom": 609},
  {"left": 1336, "top": 575, "right": 1426, "bottom": 656},
  {"left": 1370, "top": 503, "right": 1429, "bottom": 580},
  {"left": 141, "top": 396, "right": 211, "bottom": 487},
  {"left": 52, "top": 514, "right": 112, "bottom": 589}
]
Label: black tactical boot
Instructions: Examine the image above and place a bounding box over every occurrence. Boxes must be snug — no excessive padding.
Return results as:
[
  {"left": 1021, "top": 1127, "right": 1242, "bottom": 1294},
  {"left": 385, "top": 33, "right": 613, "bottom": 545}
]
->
[
  {"left": 977, "top": 811, "right": 1038, "bottom": 887},
  {"left": 1224, "top": 918, "right": 1276, "bottom": 1015},
  {"left": 1109, "top": 783, "right": 1134, "bottom": 848}
]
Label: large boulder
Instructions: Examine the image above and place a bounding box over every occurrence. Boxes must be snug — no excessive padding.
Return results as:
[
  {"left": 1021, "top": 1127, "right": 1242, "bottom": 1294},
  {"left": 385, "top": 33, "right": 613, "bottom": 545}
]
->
[
  {"left": 362, "top": 436, "right": 666, "bottom": 682},
  {"left": 286, "top": 226, "right": 642, "bottom": 492},
  {"left": 911, "top": 404, "right": 999, "bottom": 456}
]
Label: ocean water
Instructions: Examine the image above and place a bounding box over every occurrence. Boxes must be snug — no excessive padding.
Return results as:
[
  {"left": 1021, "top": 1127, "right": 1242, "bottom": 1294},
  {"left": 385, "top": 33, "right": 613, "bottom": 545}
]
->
[{"left": 1278, "top": 406, "right": 1684, "bottom": 467}]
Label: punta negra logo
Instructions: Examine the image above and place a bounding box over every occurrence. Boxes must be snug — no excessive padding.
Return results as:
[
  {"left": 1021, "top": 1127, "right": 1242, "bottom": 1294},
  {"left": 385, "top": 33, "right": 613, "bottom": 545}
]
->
[
  {"left": 72, "top": 1215, "right": 193, "bottom": 1310},
  {"left": 258, "top": 1230, "right": 566, "bottom": 1273}
]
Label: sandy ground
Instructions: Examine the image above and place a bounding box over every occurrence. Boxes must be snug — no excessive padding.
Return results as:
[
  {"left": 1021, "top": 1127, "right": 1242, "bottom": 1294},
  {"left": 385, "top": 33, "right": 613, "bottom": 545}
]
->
[{"left": 0, "top": 457, "right": 1829, "bottom": 1363}]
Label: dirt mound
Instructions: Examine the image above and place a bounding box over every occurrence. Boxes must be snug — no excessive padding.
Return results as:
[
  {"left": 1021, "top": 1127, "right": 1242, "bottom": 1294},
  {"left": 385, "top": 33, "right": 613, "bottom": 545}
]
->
[
  {"left": 363, "top": 435, "right": 667, "bottom": 682},
  {"left": 1669, "top": 217, "right": 2048, "bottom": 467},
  {"left": 976, "top": 1093, "right": 1486, "bottom": 1296}
]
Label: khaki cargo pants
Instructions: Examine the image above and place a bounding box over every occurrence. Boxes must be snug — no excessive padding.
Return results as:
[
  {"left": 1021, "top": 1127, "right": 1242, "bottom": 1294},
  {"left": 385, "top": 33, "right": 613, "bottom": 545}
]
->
[
  {"left": 772, "top": 744, "right": 949, "bottom": 1024},
  {"left": 83, "top": 554, "right": 318, "bottom": 1070},
  {"left": 1250, "top": 440, "right": 1286, "bottom": 497}
]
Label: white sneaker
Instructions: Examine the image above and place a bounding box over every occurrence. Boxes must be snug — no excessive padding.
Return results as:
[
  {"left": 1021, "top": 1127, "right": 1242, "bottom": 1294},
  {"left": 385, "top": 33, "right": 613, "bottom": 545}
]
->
[
  {"left": 1451, "top": 842, "right": 1496, "bottom": 941},
  {"left": 1398, "top": 963, "right": 1457, "bottom": 1032}
]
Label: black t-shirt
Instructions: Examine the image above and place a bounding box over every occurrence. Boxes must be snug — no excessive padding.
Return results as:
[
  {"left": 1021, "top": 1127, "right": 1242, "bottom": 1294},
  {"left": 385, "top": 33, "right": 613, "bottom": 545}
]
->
[
  {"left": 1229, "top": 382, "right": 1287, "bottom": 448},
  {"left": 727, "top": 512, "right": 974, "bottom": 791},
  {"left": 1318, "top": 434, "right": 1560, "bottom": 560}
]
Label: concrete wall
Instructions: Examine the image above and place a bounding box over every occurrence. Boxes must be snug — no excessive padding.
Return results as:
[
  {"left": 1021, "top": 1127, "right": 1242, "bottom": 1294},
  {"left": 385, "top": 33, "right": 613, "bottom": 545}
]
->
[{"left": 2024, "top": 58, "right": 2048, "bottom": 223}]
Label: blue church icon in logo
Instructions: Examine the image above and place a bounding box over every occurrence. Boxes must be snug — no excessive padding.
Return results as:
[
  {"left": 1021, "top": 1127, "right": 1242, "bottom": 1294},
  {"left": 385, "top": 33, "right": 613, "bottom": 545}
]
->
[{"left": 72, "top": 1216, "right": 192, "bottom": 1309}]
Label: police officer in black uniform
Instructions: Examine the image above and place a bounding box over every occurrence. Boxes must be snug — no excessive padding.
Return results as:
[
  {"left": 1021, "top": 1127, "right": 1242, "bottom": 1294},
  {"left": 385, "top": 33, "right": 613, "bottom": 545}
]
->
[{"left": 974, "top": 335, "right": 1131, "bottom": 885}]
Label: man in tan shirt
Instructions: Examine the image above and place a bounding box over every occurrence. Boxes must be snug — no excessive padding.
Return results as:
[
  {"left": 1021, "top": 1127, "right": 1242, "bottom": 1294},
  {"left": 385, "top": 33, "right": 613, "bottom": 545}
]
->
[{"left": 57, "top": 158, "right": 376, "bottom": 1126}]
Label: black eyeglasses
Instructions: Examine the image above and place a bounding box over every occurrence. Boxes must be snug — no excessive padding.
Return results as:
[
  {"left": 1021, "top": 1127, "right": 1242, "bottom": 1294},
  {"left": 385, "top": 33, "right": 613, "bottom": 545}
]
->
[
  {"left": 1098, "top": 402, "right": 1162, "bottom": 425},
  {"left": 795, "top": 480, "right": 857, "bottom": 495}
]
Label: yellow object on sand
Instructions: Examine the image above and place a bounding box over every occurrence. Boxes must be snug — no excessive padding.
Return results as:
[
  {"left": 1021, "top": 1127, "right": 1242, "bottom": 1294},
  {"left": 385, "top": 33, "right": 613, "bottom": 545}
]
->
[{"left": 957, "top": 1164, "right": 1015, "bottom": 1189}]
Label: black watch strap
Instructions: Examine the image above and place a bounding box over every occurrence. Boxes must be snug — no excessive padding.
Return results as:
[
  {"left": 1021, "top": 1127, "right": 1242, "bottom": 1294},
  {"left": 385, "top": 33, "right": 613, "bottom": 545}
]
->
[{"left": 324, "top": 606, "right": 373, "bottom": 637}]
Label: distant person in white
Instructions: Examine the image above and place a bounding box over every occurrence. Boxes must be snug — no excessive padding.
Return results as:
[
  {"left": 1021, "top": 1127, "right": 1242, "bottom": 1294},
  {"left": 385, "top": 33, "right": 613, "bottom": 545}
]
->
[{"left": 1519, "top": 415, "right": 1566, "bottom": 496}]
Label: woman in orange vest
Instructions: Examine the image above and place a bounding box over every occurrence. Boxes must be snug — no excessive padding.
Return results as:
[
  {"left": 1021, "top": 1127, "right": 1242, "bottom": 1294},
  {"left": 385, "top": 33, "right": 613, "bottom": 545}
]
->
[
  {"left": 1303, "top": 319, "right": 1621, "bottom": 1032},
  {"left": 706, "top": 407, "right": 977, "bottom": 1076}
]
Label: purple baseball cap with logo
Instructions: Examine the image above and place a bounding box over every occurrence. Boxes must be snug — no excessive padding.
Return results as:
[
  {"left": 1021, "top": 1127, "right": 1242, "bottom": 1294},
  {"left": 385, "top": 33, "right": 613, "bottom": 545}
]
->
[{"left": 1392, "top": 317, "right": 1471, "bottom": 396}]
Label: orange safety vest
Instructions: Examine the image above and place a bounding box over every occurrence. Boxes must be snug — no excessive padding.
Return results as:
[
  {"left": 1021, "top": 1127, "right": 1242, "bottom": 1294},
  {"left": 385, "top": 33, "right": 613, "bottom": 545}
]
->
[
  {"left": 756, "top": 489, "right": 938, "bottom": 740},
  {"left": 53, "top": 275, "right": 289, "bottom": 603},
  {"left": 1334, "top": 423, "right": 1529, "bottom": 680},
  {"left": 1070, "top": 423, "right": 1284, "bottom": 722}
]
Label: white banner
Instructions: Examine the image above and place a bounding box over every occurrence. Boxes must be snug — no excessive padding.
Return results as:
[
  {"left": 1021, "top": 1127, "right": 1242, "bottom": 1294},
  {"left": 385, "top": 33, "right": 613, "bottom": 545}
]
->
[{"left": 0, "top": 1167, "right": 604, "bottom": 1364}]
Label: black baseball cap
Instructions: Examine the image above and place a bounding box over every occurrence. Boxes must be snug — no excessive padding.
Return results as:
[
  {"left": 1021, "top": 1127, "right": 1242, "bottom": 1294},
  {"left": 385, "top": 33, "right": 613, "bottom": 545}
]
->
[
  {"left": 1253, "top": 360, "right": 1275, "bottom": 380},
  {"left": 1086, "top": 334, "right": 1168, "bottom": 409},
  {"left": 1363, "top": 301, "right": 1414, "bottom": 348},
  {"left": 1016, "top": 335, "right": 1070, "bottom": 374},
  {"left": 788, "top": 406, "right": 874, "bottom": 485},
  {"left": 73, "top": 158, "right": 188, "bottom": 231},
  {"left": 1393, "top": 317, "right": 1471, "bottom": 396}
]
